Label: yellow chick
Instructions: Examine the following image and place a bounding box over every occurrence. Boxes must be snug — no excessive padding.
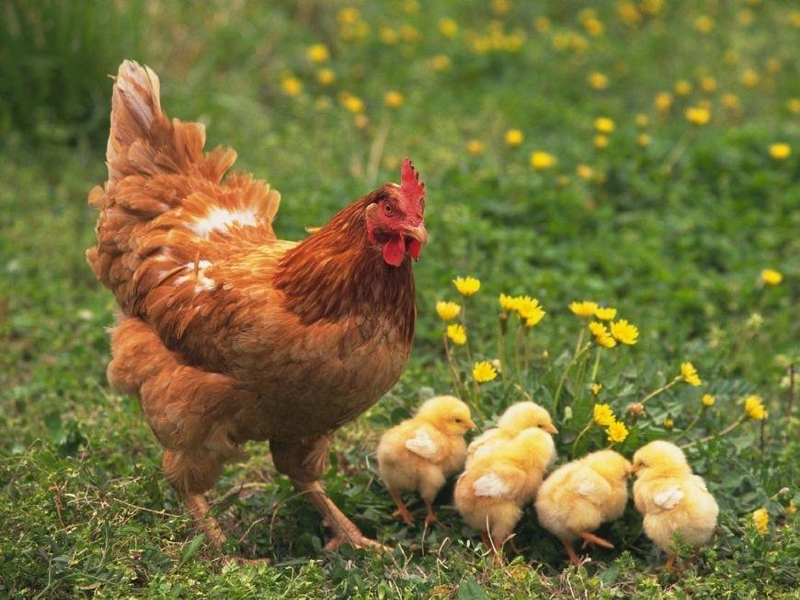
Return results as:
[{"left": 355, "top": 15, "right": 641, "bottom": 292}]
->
[
  {"left": 377, "top": 395, "right": 476, "bottom": 526},
  {"left": 535, "top": 449, "right": 632, "bottom": 566},
  {"left": 454, "top": 427, "right": 556, "bottom": 557},
  {"left": 466, "top": 401, "right": 558, "bottom": 467},
  {"left": 632, "top": 440, "right": 719, "bottom": 571}
]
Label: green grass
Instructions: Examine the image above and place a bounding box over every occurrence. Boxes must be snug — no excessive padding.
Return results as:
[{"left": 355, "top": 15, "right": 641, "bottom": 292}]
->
[{"left": 2, "top": 1, "right": 799, "bottom": 597}]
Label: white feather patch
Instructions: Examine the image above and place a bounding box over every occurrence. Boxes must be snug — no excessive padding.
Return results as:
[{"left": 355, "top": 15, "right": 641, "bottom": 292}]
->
[
  {"left": 576, "top": 478, "right": 600, "bottom": 496},
  {"left": 405, "top": 427, "right": 438, "bottom": 459},
  {"left": 473, "top": 472, "right": 510, "bottom": 498},
  {"left": 190, "top": 207, "right": 259, "bottom": 237},
  {"left": 653, "top": 486, "right": 684, "bottom": 510}
]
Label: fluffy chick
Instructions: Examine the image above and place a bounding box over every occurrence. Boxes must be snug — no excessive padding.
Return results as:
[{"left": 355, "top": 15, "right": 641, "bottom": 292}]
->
[
  {"left": 454, "top": 427, "right": 556, "bottom": 557},
  {"left": 377, "top": 395, "right": 475, "bottom": 526},
  {"left": 466, "top": 401, "right": 558, "bottom": 467},
  {"left": 632, "top": 440, "right": 719, "bottom": 571},
  {"left": 536, "top": 449, "right": 632, "bottom": 566}
]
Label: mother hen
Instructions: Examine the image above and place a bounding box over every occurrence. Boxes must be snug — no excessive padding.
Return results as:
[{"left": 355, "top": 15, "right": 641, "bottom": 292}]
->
[{"left": 86, "top": 61, "right": 427, "bottom": 556}]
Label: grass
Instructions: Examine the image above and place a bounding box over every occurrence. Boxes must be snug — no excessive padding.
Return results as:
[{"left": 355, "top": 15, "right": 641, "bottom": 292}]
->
[{"left": 2, "top": 0, "right": 799, "bottom": 597}]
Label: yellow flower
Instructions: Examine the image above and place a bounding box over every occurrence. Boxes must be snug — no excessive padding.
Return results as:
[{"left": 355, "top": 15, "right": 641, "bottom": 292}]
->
[
  {"left": 446, "top": 323, "right": 467, "bottom": 345},
  {"left": 306, "top": 43, "right": 330, "bottom": 64},
  {"left": 499, "top": 293, "right": 518, "bottom": 312},
  {"left": 534, "top": 16, "right": 551, "bottom": 33},
  {"left": 702, "top": 394, "right": 716, "bottom": 407},
  {"left": 588, "top": 71, "right": 609, "bottom": 90},
  {"left": 663, "top": 417, "right": 674, "bottom": 429},
  {"left": 591, "top": 383, "right": 603, "bottom": 396},
  {"left": 505, "top": 129, "right": 524, "bottom": 147},
  {"left": 439, "top": 18, "right": 458, "bottom": 38},
  {"left": 769, "top": 143, "right": 791, "bottom": 161},
  {"left": 610, "top": 319, "right": 639, "bottom": 345},
  {"left": 589, "top": 322, "right": 616, "bottom": 348},
  {"left": 752, "top": 508, "right": 769, "bottom": 535},
  {"left": 340, "top": 93, "right": 365, "bottom": 114},
  {"left": 700, "top": 75, "right": 717, "bottom": 93},
  {"left": 524, "top": 307, "right": 546, "bottom": 328},
  {"left": 681, "top": 362, "right": 702, "bottom": 386},
  {"left": 514, "top": 296, "right": 543, "bottom": 320},
  {"left": 654, "top": 91, "right": 673, "bottom": 112},
  {"left": 436, "top": 301, "right": 461, "bottom": 321},
  {"left": 744, "top": 395, "right": 767, "bottom": 420},
  {"left": 674, "top": 79, "right": 693, "bottom": 96},
  {"left": 761, "top": 269, "right": 783, "bottom": 285},
  {"left": 637, "top": 133, "right": 651, "bottom": 148},
  {"left": 281, "top": 76, "right": 303, "bottom": 97},
  {"left": 635, "top": 113, "right": 649, "bottom": 128},
  {"left": 594, "top": 307, "right": 617, "bottom": 321},
  {"left": 473, "top": 361, "right": 498, "bottom": 383},
  {"left": 594, "top": 117, "right": 615, "bottom": 134},
  {"left": 576, "top": 164, "right": 595, "bottom": 181},
  {"left": 607, "top": 420, "right": 629, "bottom": 443},
  {"left": 593, "top": 403, "right": 616, "bottom": 426},
  {"left": 788, "top": 98, "right": 800, "bottom": 114},
  {"left": 430, "top": 54, "right": 451, "bottom": 72},
  {"left": 741, "top": 68, "right": 760, "bottom": 88},
  {"left": 530, "top": 151, "right": 557, "bottom": 170},
  {"left": 316, "top": 68, "right": 336, "bottom": 86},
  {"left": 467, "top": 140, "right": 484, "bottom": 156},
  {"left": 694, "top": 15, "right": 714, "bottom": 34},
  {"left": 337, "top": 7, "right": 360, "bottom": 24},
  {"left": 569, "top": 300, "right": 599, "bottom": 317},
  {"left": 384, "top": 91, "right": 404, "bottom": 108},
  {"left": 685, "top": 106, "right": 711, "bottom": 126},
  {"left": 453, "top": 276, "right": 481, "bottom": 296},
  {"left": 594, "top": 135, "right": 609, "bottom": 149}
]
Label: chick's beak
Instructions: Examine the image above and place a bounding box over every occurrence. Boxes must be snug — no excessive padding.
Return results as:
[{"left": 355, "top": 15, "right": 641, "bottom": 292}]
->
[
  {"left": 465, "top": 418, "right": 477, "bottom": 430},
  {"left": 543, "top": 423, "right": 559, "bottom": 434}
]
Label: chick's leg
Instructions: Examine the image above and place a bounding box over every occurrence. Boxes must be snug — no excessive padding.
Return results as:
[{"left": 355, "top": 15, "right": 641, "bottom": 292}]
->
[
  {"left": 387, "top": 488, "right": 416, "bottom": 526},
  {"left": 271, "top": 435, "right": 385, "bottom": 551},
  {"left": 578, "top": 530, "right": 615, "bottom": 550}
]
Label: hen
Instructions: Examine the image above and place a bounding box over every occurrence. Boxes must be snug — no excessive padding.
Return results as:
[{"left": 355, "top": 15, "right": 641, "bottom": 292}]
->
[{"left": 86, "top": 61, "right": 427, "bottom": 555}]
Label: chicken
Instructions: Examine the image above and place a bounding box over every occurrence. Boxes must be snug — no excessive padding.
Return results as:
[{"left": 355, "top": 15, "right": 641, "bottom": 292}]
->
[
  {"left": 454, "top": 427, "right": 555, "bottom": 558},
  {"left": 376, "top": 395, "right": 475, "bottom": 526},
  {"left": 86, "top": 61, "right": 427, "bottom": 556},
  {"left": 535, "top": 449, "right": 631, "bottom": 566},
  {"left": 632, "top": 441, "right": 719, "bottom": 571},
  {"left": 466, "top": 401, "right": 557, "bottom": 467}
]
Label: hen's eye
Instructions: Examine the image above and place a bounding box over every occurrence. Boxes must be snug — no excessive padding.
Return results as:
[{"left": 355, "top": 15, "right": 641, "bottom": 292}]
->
[{"left": 383, "top": 202, "right": 394, "bottom": 216}]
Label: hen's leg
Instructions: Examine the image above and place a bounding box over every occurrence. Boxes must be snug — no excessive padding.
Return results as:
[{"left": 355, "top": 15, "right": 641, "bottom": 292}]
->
[
  {"left": 271, "top": 435, "right": 385, "bottom": 551},
  {"left": 183, "top": 491, "right": 227, "bottom": 548}
]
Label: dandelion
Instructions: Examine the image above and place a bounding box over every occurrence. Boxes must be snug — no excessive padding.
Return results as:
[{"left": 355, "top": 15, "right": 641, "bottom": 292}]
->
[
  {"left": 788, "top": 98, "right": 800, "bottom": 114},
  {"left": 576, "top": 164, "right": 595, "bottom": 181},
  {"left": 430, "top": 54, "right": 452, "bottom": 72},
  {"left": 700, "top": 75, "right": 717, "bottom": 93},
  {"left": 741, "top": 68, "right": 760, "bottom": 87},
  {"left": 337, "top": 7, "right": 360, "bottom": 24},
  {"left": 499, "top": 293, "right": 518, "bottom": 312},
  {"left": 594, "top": 117, "right": 615, "bottom": 134},
  {"left": 593, "top": 403, "right": 616, "bottom": 426},
  {"left": 594, "top": 135, "right": 609, "bottom": 149},
  {"left": 317, "top": 68, "right": 336, "bottom": 86},
  {"left": 530, "top": 151, "right": 557, "bottom": 170},
  {"left": 752, "top": 508, "right": 769, "bottom": 534},
  {"left": 674, "top": 80, "right": 692, "bottom": 96},
  {"left": 594, "top": 307, "right": 617, "bottom": 321},
  {"left": 635, "top": 113, "right": 649, "bottom": 128},
  {"left": 570, "top": 301, "right": 599, "bottom": 317},
  {"left": 760, "top": 268, "right": 783, "bottom": 285},
  {"left": 340, "top": 93, "right": 365, "bottom": 114},
  {"left": 655, "top": 91, "right": 672, "bottom": 112},
  {"left": 466, "top": 140, "right": 484, "bottom": 156},
  {"left": 384, "top": 91, "right": 404, "bottom": 108},
  {"left": 702, "top": 394, "right": 716, "bottom": 407},
  {"left": 436, "top": 301, "right": 461, "bottom": 321},
  {"left": 447, "top": 323, "right": 467, "bottom": 346},
  {"left": 439, "top": 18, "right": 459, "bottom": 38},
  {"left": 591, "top": 383, "right": 603, "bottom": 396},
  {"left": 306, "top": 43, "right": 330, "bottom": 64},
  {"left": 694, "top": 15, "right": 714, "bottom": 34},
  {"left": 281, "top": 76, "right": 303, "bottom": 97},
  {"left": 769, "top": 143, "right": 791, "bottom": 161},
  {"left": 607, "top": 420, "right": 629, "bottom": 443},
  {"left": 681, "top": 362, "right": 702, "bottom": 386},
  {"left": 514, "top": 296, "right": 543, "bottom": 319},
  {"left": 589, "top": 322, "right": 617, "bottom": 348},
  {"left": 534, "top": 16, "right": 551, "bottom": 33},
  {"left": 524, "top": 308, "right": 546, "bottom": 328},
  {"left": 610, "top": 319, "right": 639, "bottom": 345},
  {"left": 685, "top": 106, "right": 711, "bottom": 126},
  {"left": 453, "top": 276, "right": 481, "bottom": 296},
  {"left": 473, "top": 361, "right": 498, "bottom": 383},
  {"left": 505, "top": 129, "right": 524, "bottom": 147},
  {"left": 663, "top": 417, "right": 674, "bottom": 429},
  {"left": 744, "top": 395, "right": 767, "bottom": 420},
  {"left": 637, "top": 133, "right": 651, "bottom": 148},
  {"left": 588, "top": 71, "right": 609, "bottom": 90}
]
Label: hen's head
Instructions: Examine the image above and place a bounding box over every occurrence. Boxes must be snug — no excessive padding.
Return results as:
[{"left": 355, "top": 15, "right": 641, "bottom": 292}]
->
[{"left": 366, "top": 158, "right": 427, "bottom": 267}]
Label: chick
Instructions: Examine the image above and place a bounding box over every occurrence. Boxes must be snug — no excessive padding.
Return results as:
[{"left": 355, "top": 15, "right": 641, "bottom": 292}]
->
[
  {"left": 536, "top": 449, "right": 632, "bottom": 566},
  {"left": 454, "top": 427, "right": 556, "bottom": 557},
  {"left": 466, "top": 401, "right": 558, "bottom": 467},
  {"left": 632, "top": 440, "right": 719, "bottom": 571},
  {"left": 377, "top": 395, "right": 476, "bottom": 526}
]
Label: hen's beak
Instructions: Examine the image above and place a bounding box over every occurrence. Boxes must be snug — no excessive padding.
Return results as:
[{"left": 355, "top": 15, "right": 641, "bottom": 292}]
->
[{"left": 405, "top": 223, "right": 427, "bottom": 260}]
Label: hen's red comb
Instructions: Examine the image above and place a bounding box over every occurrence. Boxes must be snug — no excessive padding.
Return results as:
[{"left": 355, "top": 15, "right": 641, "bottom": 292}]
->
[{"left": 400, "top": 158, "right": 425, "bottom": 205}]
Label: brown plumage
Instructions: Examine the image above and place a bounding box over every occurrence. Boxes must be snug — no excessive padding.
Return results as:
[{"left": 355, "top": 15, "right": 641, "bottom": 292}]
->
[{"left": 87, "top": 60, "right": 427, "bottom": 557}]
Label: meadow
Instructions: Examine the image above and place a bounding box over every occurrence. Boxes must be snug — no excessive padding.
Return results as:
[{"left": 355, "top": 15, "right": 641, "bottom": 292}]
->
[{"left": 1, "top": 1, "right": 799, "bottom": 597}]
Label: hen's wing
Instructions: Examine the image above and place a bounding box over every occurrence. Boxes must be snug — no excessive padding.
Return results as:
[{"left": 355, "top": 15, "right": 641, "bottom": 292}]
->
[{"left": 87, "top": 61, "right": 287, "bottom": 361}]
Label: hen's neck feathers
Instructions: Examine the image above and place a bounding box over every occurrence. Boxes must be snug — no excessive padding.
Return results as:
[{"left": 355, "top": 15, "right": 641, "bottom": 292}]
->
[{"left": 274, "top": 192, "right": 416, "bottom": 341}]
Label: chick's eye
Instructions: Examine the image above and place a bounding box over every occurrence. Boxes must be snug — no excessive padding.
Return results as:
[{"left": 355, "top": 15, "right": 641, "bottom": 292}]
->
[{"left": 454, "top": 418, "right": 462, "bottom": 423}]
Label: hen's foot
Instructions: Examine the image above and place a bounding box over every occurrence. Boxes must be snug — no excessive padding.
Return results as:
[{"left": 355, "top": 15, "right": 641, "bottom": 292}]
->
[
  {"left": 295, "top": 480, "right": 389, "bottom": 552},
  {"left": 184, "top": 492, "right": 228, "bottom": 549}
]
